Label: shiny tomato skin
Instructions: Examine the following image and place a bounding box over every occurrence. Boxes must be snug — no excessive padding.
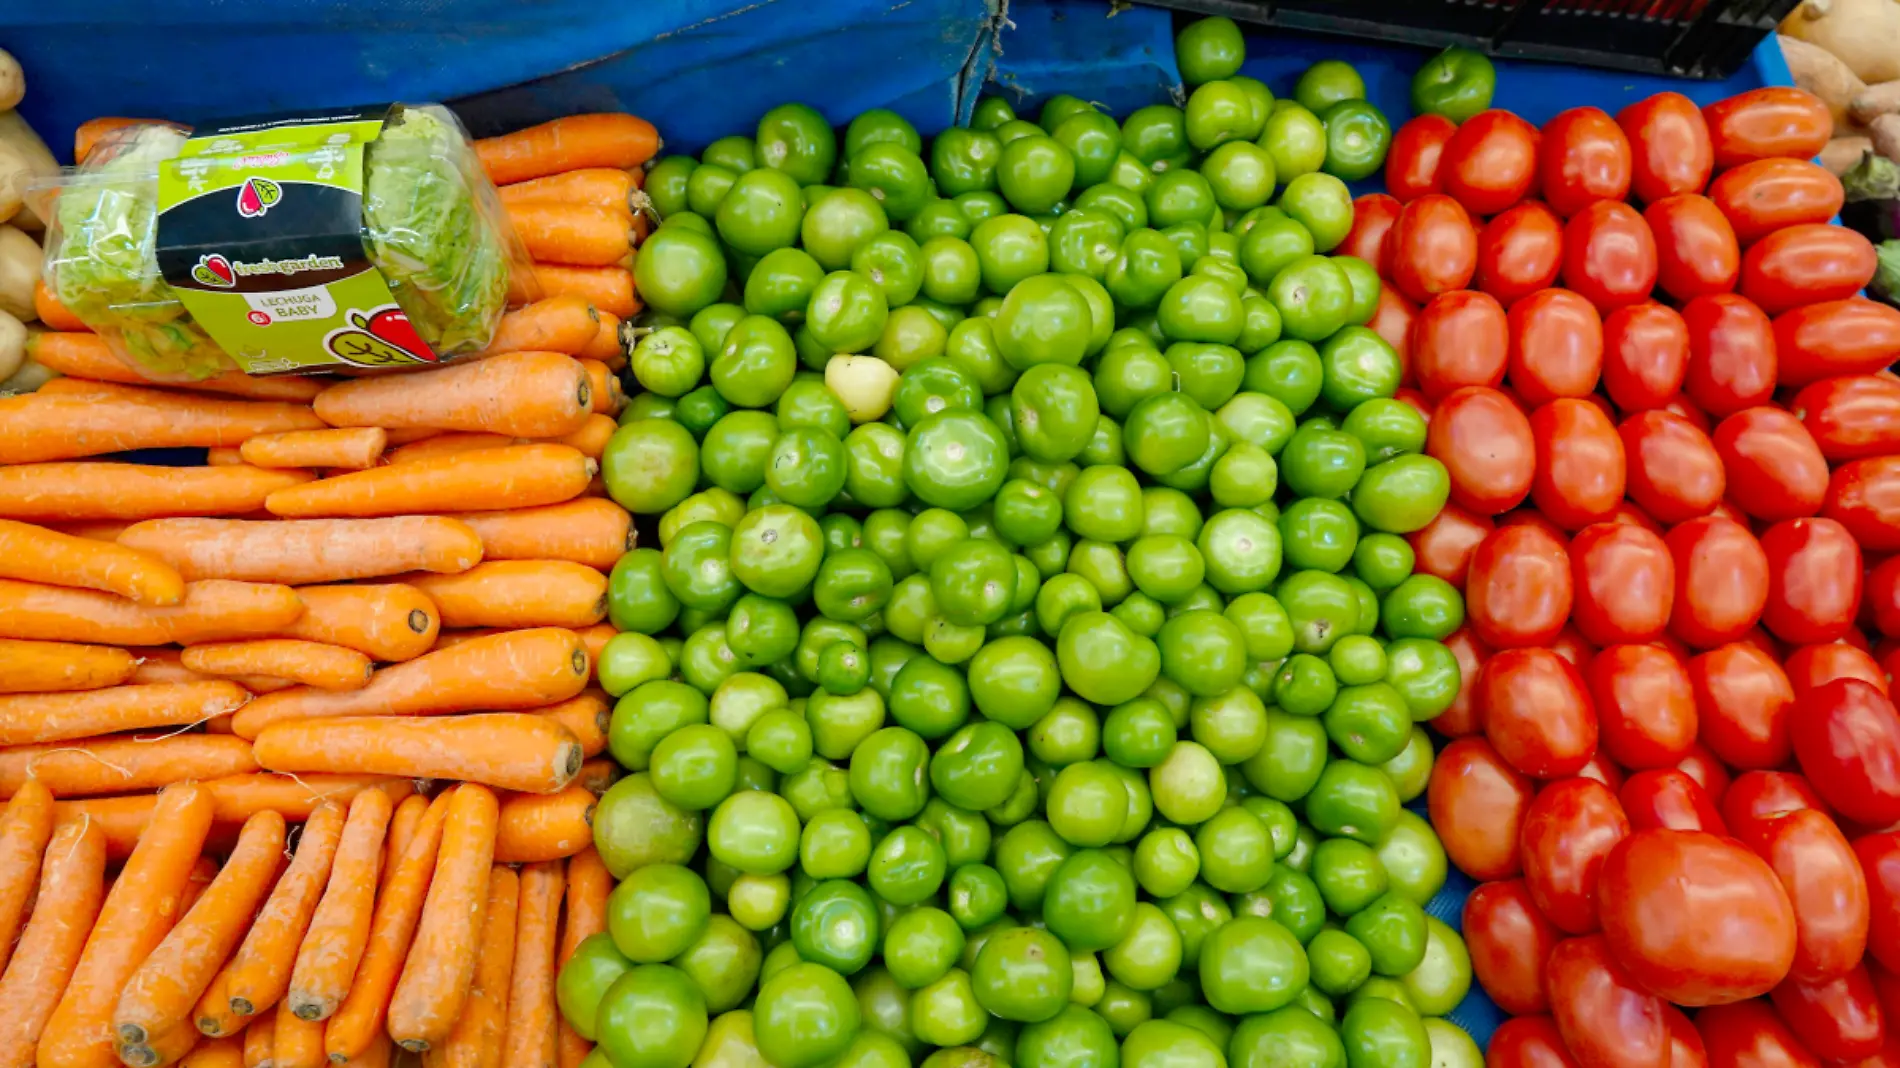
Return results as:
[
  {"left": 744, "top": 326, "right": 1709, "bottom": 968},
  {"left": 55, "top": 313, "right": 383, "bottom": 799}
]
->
[
  {"left": 1340, "top": 193, "right": 1401, "bottom": 273},
  {"left": 1522, "top": 779, "right": 1628, "bottom": 933},
  {"left": 1563, "top": 200, "right": 1660, "bottom": 314},
  {"left": 1792, "top": 375, "right": 1900, "bottom": 463},
  {"left": 1508, "top": 289, "right": 1603, "bottom": 406},
  {"left": 1570, "top": 522, "right": 1675, "bottom": 646},
  {"left": 1620, "top": 92, "right": 1715, "bottom": 204},
  {"left": 1429, "top": 736, "right": 1536, "bottom": 880},
  {"left": 1705, "top": 87, "right": 1834, "bottom": 170},
  {"left": 1498, "top": 506, "right": 1566, "bottom": 540},
  {"left": 1412, "top": 290, "right": 1508, "bottom": 401},
  {"left": 1857, "top": 833, "right": 1900, "bottom": 975},
  {"left": 1787, "top": 643, "right": 1889, "bottom": 697},
  {"left": 1429, "top": 386, "right": 1536, "bottom": 516},
  {"left": 1465, "top": 878, "right": 1560, "bottom": 1015},
  {"left": 1389, "top": 194, "right": 1480, "bottom": 304},
  {"left": 1740, "top": 223, "right": 1879, "bottom": 316},
  {"left": 1758, "top": 807, "right": 1871, "bottom": 984},
  {"left": 1872, "top": 558, "right": 1900, "bottom": 640},
  {"left": 1771, "top": 966, "right": 1886, "bottom": 1062},
  {"left": 1591, "top": 644, "right": 1697, "bottom": 769},
  {"left": 1477, "top": 201, "right": 1566, "bottom": 308},
  {"left": 1709, "top": 158, "right": 1846, "bottom": 245},
  {"left": 1665, "top": 1006, "right": 1712, "bottom": 1068},
  {"left": 1407, "top": 503, "right": 1494, "bottom": 590},
  {"left": 1540, "top": 107, "right": 1634, "bottom": 218},
  {"left": 1775, "top": 300, "right": 1900, "bottom": 389},
  {"left": 1697, "top": 1000, "right": 1823, "bottom": 1068},
  {"left": 1387, "top": 113, "right": 1458, "bottom": 203},
  {"left": 1482, "top": 647, "right": 1598, "bottom": 779},
  {"left": 1367, "top": 282, "right": 1417, "bottom": 371},
  {"left": 1577, "top": 753, "right": 1625, "bottom": 796},
  {"left": 1623, "top": 410, "right": 1726, "bottom": 525},
  {"left": 1602, "top": 302, "right": 1689, "bottom": 412},
  {"left": 1671, "top": 520, "right": 1771, "bottom": 650},
  {"left": 1691, "top": 640, "right": 1795, "bottom": 769},
  {"left": 1430, "top": 626, "right": 1491, "bottom": 739},
  {"left": 1676, "top": 742, "right": 1734, "bottom": 808},
  {"left": 1547, "top": 934, "right": 1670, "bottom": 1068},
  {"left": 1646, "top": 194, "right": 1741, "bottom": 302},
  {"left": 1712, "top": 408, "right": 1829, "bottom": 523},
  {"left": 1827, "top": 457, "right": 1900, "bottom": 554},
  {"left": 1441, "top": 110, "right": 1542, "bottom": 217},
  {"left": 1723, "top": 770, "right": 1831, "bottom": 852},
  {"left": 1488, "top": 1016, "right": 1582, "bottom": 1068},
  {"left": 1553, "top": 626, "right": 1599, "bottom": 670},
  {"left": 1620, "top": 769, "right": 1727, "bottom": 835},
  {"left": 1599, "top": 828, "right": 1798, "bottom": 1005},
  {"left": 1682, "top": 293, "right": 1776, "bottom": 418},
  {"left": 1791, "top": 679, "right": 1900, "bottom": 828},
  {"left": 1761, "top": 518, "right": 1864, "bottom": 645},
  {"left": 1531, "top": 399, "right": 1625, "bottom": 531},
  {"left": 1467, "top": 522, "right": 1574, "bottom": 649}
]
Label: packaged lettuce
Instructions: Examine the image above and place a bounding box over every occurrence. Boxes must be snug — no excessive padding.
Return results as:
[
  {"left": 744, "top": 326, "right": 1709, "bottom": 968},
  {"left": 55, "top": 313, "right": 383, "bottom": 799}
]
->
[{"left": 40, "top": 103, "right": 532, "bottom": 381}]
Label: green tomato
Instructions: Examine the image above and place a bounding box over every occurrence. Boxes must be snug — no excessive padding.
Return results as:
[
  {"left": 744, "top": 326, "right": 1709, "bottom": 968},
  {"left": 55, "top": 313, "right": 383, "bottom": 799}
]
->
[
  {"left": 1259, "top": 105, "right": 1328, "bottom": 184},
  {"left": 1267, "top": 255, "right": 1353, "bottom": 343},
  {"left": 605, "top": 419, "right": 698, "bottom": 515},
  {"left": 1057, "top": 612, "right": 1161, "bottom": 707},
  {"left": 636, "top": 225, "right": 730, "bottom": 319},
  {"left": 970, "top": 214, "right": 1052, "bottom": 294},
  {"left": 1294, "top": 60, "right": 1367, "bottom": 114},
  {"left": 972, "top": 926, "right": 1074, "bottom": 1023},
  {"left": 1320, "top": 100, "right": 1392, "bottom": 183},
  {"left": 596, "top": 965, "right": 708, "bottom": 1068},
  {"left": 1185, "top": 80, "right": 1256, "bottom": 152},
  {"left": 1175, "top": 17, "right": 1245, "bottom": 85},
  {"left": 718, "top": 167, "right": 806, "bottom": 256},
  {"left": 1353, "top": 456, "right": 1451, "bottom": 535},
  {"left": 1412, "top": 46, "right": 1497, "bottom": 124},
  {"left": 933, "top": 127, "right": 1004, "bottom": 196},
  {"left": 998, "top": 136, "right": 1077, "bottom": 215},
  {"left": 1197, "top": 916, "right": 1309, "bottom": 1015},
  {"left": 754, "top": 962, "right": 862, "bottom": 1068}
]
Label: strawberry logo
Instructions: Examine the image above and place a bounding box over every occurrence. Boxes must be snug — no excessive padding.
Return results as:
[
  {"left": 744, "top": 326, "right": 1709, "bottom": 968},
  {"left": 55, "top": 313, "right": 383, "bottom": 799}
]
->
[
  {"left": 235, "top": 177, "right": 281, "bottom": 218},
  {"left": 191, "top": 254, "right": 236, "bottom": 289}
]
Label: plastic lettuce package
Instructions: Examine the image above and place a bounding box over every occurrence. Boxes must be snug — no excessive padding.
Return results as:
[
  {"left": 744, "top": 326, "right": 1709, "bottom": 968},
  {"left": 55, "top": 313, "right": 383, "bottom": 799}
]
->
[{"left": 39, "top": 103, "right": 533, "bottom": 381}]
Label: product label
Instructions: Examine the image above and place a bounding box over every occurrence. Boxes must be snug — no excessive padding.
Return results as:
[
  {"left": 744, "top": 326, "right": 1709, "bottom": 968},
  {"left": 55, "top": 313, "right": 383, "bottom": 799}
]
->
[{"left": 156, "top": 107, "right": 438, "bottom": 374}]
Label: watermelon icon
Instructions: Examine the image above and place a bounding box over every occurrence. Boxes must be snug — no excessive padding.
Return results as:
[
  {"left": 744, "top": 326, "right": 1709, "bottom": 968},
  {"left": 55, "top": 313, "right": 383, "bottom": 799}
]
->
[
  {"left": 235, "top": 177, "right": 281, "bottom": 218},
  {"left": 191, "top": 254, "right": 236, "bottom": 289}
]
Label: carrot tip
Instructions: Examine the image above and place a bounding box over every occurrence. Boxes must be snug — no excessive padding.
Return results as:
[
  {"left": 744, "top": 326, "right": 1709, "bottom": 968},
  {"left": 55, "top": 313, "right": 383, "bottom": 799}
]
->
[{"left": 230, "top": 998, "right": 254, "bottom": 1017}]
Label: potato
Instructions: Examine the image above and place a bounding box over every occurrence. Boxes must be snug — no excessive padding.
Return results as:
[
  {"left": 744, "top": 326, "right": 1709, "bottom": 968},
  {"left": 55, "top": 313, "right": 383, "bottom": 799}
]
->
[
  {"left": 1782, "top": 0, "right": 1900, "bottom": 85},
  {"left": 0, "top": 112, "right": 56, "bottom": 232},
  {"left": 1780, "top": 35, "right": 1865, "bottom": 135},
  {"left": 0, "top": 224, "right": 36, "bottom": 322},
  {"left": 0, "top": 50, "right": 20, "bottom": 113},
  {"left": 0, "top": 310, "right": 23, "bottom": 384}
]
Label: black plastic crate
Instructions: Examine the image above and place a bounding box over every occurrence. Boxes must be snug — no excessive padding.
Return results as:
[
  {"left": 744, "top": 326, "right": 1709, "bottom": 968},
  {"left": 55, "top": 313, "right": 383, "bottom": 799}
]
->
[{"left": 1145, "top": 0, "right": 1800, "bottom": 79}]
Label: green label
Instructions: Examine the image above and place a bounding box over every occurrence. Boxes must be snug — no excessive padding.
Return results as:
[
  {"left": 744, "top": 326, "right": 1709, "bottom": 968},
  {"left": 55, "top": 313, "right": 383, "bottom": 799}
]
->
[{"left": 156, "top": 107, "right": 439, "bottom": 374}]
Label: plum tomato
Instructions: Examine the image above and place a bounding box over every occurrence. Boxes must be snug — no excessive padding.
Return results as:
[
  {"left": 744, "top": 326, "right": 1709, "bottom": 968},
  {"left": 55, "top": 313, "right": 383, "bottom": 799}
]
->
[
  {"left": 1791, "top": 374, "right": 1900, "bottom": 464},
  {"left": 1429, "top": 625, "right": 1491, "bottom": 738},
  {"left": 1530, "top": 399, "right": 1624, "bottom": 531},
  {"left": 1770, "top": 965, "right": 1886, "bottom": 1062},
  {"left": 1618, "top": 770, "right": 1725, "bottom": 835},
  {"left": 1464, "top": 878, "right": 1559, "bottom": 1015},
  {"left": 1466, "top": 523, "right": 1573, "bottom": 648},
  {"left": 1487, "top": 1016, "right": 1584, "bottom": 1068},
  {"left": 1386, "top": 113, "right": 1457, "bottom": 203},
  {"left": 1589, "top": 644, "right": 1695, "bottom": 769},
  {"left": 1618, "top": 92, "right": 1714, "bottom": 204},
  {"left": 1427, "top": 736, "right": 1534, "bottom": 880},
  {"left": 1412, "top": 290, "right": 1508, "bottom": 402},
  {"left": 1703, "top": 87, "right": 1833, "bottom": 170},
  {"left": 1857, "top": 832, "right": 1900, "bottom": 975},
  {"left": 1711, "top": 407, "right": 1829, "bottom": 523},
  {"left": 1600, "top": 302, "right": 1688, "bottom": 413},
  {"left": 1708, "top": 158, "right": 1845, "bottom": 246},
  {"left": 1428, "top": 386, "right": 1535, "bottom": 516},
  {"left": 1341, "top": 193, "right": 1401, "bottom": 274},
  {"left": 1521, "top": 779, "right": 1627, "bottom": 934},
  {"left": 1662, "top": 1007, "right": 1709, "bottom": 1068},
  {"left": 1739, "top": 223, "right": 1878, "bottom": 316},
  {"left": 1408, "top": 502, "right": 1495, "bottom": 590},
  {"left": 1756, "top": 808, "right": 1870, "bottom": 984},
  {"left": 1871, "top": 557, "right": 1900, "bottom": 639},
  {"left": 1759, "top": 517, "right": 1862, "bottom": 645},
  {"left": 1826, "top": 456, "right": 1900, "bottom": 553},
  {"left": 1785, "top": 642, "right": 1888, "bottom": 698},
  {"left": 1546, "top": 934, "right": 1669, "bottom": 1068},
  {"left": 1695, "top": 1000, "right": 1822, "bottom": 1068},
  {"left": 1507, "top": 289, "right": 1602, "bottom": 407},
  {"left": 1440, "top": 110, "right": 1541, "bottom": 217},
  {"left": 1644, "top": 194, "right": 1739, "bottom": 302},
  {"left": 1481, "top": 647, "right": 1598, "bottom": 780},
  {"left": 1562, "top": 201, "right": 1658, "bottom": 315},
  {"left": 1722, "top": 770, "right": 1830, "bottom": 852},
  {"left": 1476, "top": 201, "right": 1565, "bottom": 308},
  {"left": 1791, "top": 678, "right": 1900, "bottom": 828},
  {"left": 1368, "top": 283, "right": 1417, "bottom": 371},
  {"left": 1539, "top": 107, "right": 1632, "bottom": 218},
  {"left": 1775, "top": 299, "right": 1900, "bottom": 389},
  {"left": 1569, "top": 522, "right": 1674, "bottom": 647},
  {"left": 1674, "top": 742, "right": 1732, "bottom": 808},
  {"left": 1690, "top": 640, "right": 1794, "bottom": 769},
  {"left": 1388, "top": 194, "right": 1479, "bottom": 305},
  {"left": 1622, "top": 411, "right": 1725, "bottom": 526},
  {"left": 1681, "top": 292, "right": 1775, "bottom": 418}
]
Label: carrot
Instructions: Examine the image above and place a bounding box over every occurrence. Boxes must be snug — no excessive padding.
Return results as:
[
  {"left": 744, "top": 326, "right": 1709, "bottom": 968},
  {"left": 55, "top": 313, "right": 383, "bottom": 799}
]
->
[
  {"left": 0, "top": 518, "right": 185, "bottom": 606},
  {"left": 555, "top": 847, "right": 610, "bottom": 1068},
  {"left": 276, "top": 584, "right": 438, "bottom": 663},
  {"left": 119, "top": 516, "right": 482, "bottom": 586},
  {"left": 270, "top": 1000, "right": 323, "bottom": 1068},
  {"left": 53, "top": 520, "right": 135, "bottom": 541},
  {"left": 285, "top": 788, "right": 391, "bottom": 1022},
  {"left": 388, "top": 786, "right": 500, "bottom": 1051},
  {"left": 576, "top": 359, "right": 623, "bottom": 415},
  {"left": 499, "top": 861, "right": 564, "bottom": 1068},
  {"left": 192, "top": 944, "right": 239, "bottom": 1038},
  {"left": 0, "top": 382, "right": 325, "bottom": 464},
  {"left": 37, "top": 783, "right": 214, "bottom": 1068},
  {"left": 0, "top": 638, "right": 137, "bottom": 693},
  {"left": 427, "top": 866, "right": 516, "bottom": 1068},
  {"left": 0, "top": 781, "right": 55, "bottom": 976},
  {"left": 0, "top": 681, "right": 250, "bottom": 746},
  {"left": 385, "top": 433, "right": 519, "bottom": 466},
  {"left": 255, "top": 714, "right": 584, "bottom": 794},
  {"left": 264, "top": 445, "right": 595, "bottom": 520},
  {"left": 74, "top": 117, "right": 176, "bottom": 162},
  {"left": 179, "top": 856, "right": 222, "bottom": 916},
  {"left": 52, "top": 777, "right": 409, "bottom": 862},
  {"left": 498, "top": 170, "right": 637, "bottom": 213},
  {"left": 508, "top": 203, "right": 634, "bottom": 268},
  {"left": 181, "top": 1034, "right": 243, "bottom": 1068},
  {"left": 115, "top": 811, "right": 288, "bottom": 1058},
  {"left": 342, "top": 1034, "right": 391, "bottom": 1068},
  {"left": 34, "top": 283, "right": 90, "bottom": 332},
  {"left": 24, "top": 335, "right": 325, "bottom": 403},
  {"left": 230, "top": 628, "right": 589, "bottom": 738},
  {"left": 222, "top": 802, "right": 345, "bottom": 1022},
  {"left": 0, "top": 463, "right": 313, "bottom": 522},
  {"left": 382, "top": 794, "right": 428, "bottom": 895},
  {"left": 320, "top": 791, "right": 450, "bottom": 1064},
  {"left": 181, "top": 641, "right": 370, "bottom": 693},
  {"left": 479, "top": 296, "right": 600, "bottom": 358},
  {"left": 575, "top": 625, "right": 615, "bottom": 680},
  {"left": 553, "top": 413, "right": 617, "bottom": 461},
  {"left": 206, "top": 449, "right": 246, "bottom": 468},
  {"left": 241, "top": 1016, "right": 273, "bottom": 1068},
  {"left": 493, "top": 786, "right": 594, "bottom": 864},
  {"left": 536, "top": 693, "right": 610, "bottom": 760},
  {"left": 128, "top": 650, "right": 259, "bottom": 690},
  {"left": 0, "top": 735, "right": 259, "bottom": 798},
  {"left": 134, "top": 1020, "right": 207, "bottom": 1066},
  {"left": 575, "top": 759, "right": 620, "bottom": 796},
  {"left": 401, "top": 561, "right": 609, "bottom": 629},
  {"left": 314, "top": 352, "right": 592, "bottom": 439},
  {"left": 0, "top": 818, "right": 106, "bottom": 1068},
  {"left": 477, "top": 115, "right": 661, "bottom": 186},
  {"left": 237, "top": 429, "right": 385, "bottom": 472},
  {"left": 0, "top": 578, "right": 304, "bottom": 647},
  {"left": 580, "top": 312, "right": 623, "bottom": 366},
  {"left": 526, "top": 266, "right": 638, "bottom": 320}
]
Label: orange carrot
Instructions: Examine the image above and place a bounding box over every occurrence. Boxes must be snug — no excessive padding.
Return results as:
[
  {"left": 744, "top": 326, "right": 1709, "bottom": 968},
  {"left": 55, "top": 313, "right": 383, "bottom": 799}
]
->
[
  {"left": 321, "top": 791, "right": 451, "bottom": 1064},
  {"left": 34, "top": 284, "right": 91, "bottom": 332},
  {"left": 314, "top": 352, "right": 593, "bottom": 439},
  {"left": 264, "top": 444, "right": 595, "bottom": 519},
  {"left": 119, "top": 516, "right": 482, "bottom": 586},
  {"left": 0, "top": 680, "right": 250, "bottom": 746},
  {"left": 0, "top": 579, "right": 304, "bottom": 647},
  {"left": 575, "top": 758, "right": 620, "bottom": 796},
  {"left": 500, "top": 861, "right": 565, "bottom": 1068},
  {"left": 428, "top": 866, "right": 517, "bottom": 1068},
  {"left": 479, "top": 296, "right": 600, "bottom": 358},
  {"left": 554, "top": 848, "right": 609, "bottom": 1068},
  {"left": 0, "top": 818, "right": 107, "bottom": 1068},
  {"left": 0, "top": 735, "right": 259, "bottom": 798},
  {"left": 115, "top": 811, "right": 288, "bottom": 1057},
  {"left": 53, "top": 776, "right": 409, "bottom": 862},
  {"left": 180, "top": 1034, "right": 243, "bottom": 1068},
  {"left": 458, "top": 500, "right": 632, "bottom": 570},
  {"left": 205, "top": 449, "right": 246, "bottom": 467},
  {"left": 493, "top": 786, "right": 594, "bottom": 864},
  {"left": 536, "top": 693, "right": 609, "bottom": 760},
  {"left": 231, "top": 628, "right": 589, "bottom": 738},
  {"left": 552, "top": 412, "right": 617, "bottom": 461},
  {"left": 401, "top": 561, "right": 609, "bottom": 630},
  {"left": 240, "top": 1016, "right": 273, "bottom": 1068},
  {"left": 498, "top": 169, "right": 637, "bottom": 213},
  {"left": 132, "top": 1020, "right": 206, "bottom": 1066},
  {"left": 74, "top": 117, "right": 177, "bottom": 162},
  {"left": 270, "top": 1000, "right": 323, "bottom": 1068},
  {"left": 576, "top": 359, "right": 623, "bottom": 415},
  {"left": 277, "top": 584, "right": 438, "bottom": 663},
  {"left": 509, "top": 203, "right": 634, "bottom": 267},
  {"left": 222, "top": 801, "right": 345, "bottom": 1022},
  {"left": 526, "top": 266, "right": 638, "bottom": 320},
  {"left": 254, "top": 714, "right": 584, "bottom": 794},
  {"left": 37, "top": 783, "right": 215, "bottom": 1068},
  {"left": 343, "top": 1034, "right": 392, "bottom": 1068},
  {"left": 128, "top": 650, "right": 233, "bottom": 687},
  {"left": 24, "top": 335, "right": 326, "bottom": 403},
  {"left": 183, "top": 641, "right": 372, "bottom": 693},
  {"left": 285, "top": 788, "right": 391, "bottom": 1022},
  {"left": 237, "top": 429, "right": 386, "bottom": 472},
  {"left": 574, "top": 625, "right": 614, "bottom": 681},
  {"left": 0, "top": 518, "right": 184, "bottom": 606},
  {"left": 385, "top": 433, "right": 519, "bottom": 466},
  {"left": 0, "top": 638, "right": 137, "bottom": 693},
  {"left": 53, "top": 520, "right": 135, "bottom": 541},
  {"left": 0, "top": 464, "right": 314, "bottom": 523},
  {"left": 191, "top": 940, "right": 237, "bottom": 1038},
  {"left": 382, "top": 794, "right": 429, "bottom": 896},
  {"left": 389, "top": 786, "right": 500, "bottom": 1051},
  {"left": 0, "top": 382, "right": 325, "bottom": 464},
  {"left": 477, "top": 115, "right": 661, "bottom": 185},
  {"left": 178, "top": 857, "right": 222, "bottom": 917},
  {"left": 580, "top": 312, "right": 623, "bottom": 367},
  {"left": 0, "top": 781, "right": 56, "bottom": 976}
]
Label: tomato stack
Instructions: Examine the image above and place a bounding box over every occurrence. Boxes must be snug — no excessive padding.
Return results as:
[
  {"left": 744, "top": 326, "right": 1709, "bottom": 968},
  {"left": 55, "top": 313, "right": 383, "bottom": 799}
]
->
[{"left": 1363, "top": 86, "right": 1900, "bottom": 1065}]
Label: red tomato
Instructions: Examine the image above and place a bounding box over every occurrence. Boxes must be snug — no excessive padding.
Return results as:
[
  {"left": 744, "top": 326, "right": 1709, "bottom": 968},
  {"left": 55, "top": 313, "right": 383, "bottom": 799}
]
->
[
  {"left": 1441, "top": 110, "right": 1542, "bottom": 217},
  {"left": 1691, "top": 640, "right": 1795, "bottom": 769},
  {"left": 1429, "top": 736, "right": 1536, "bottom": 880},
  {"left": 1482, "top": 647, "right": 1599, "bottom": 779},
  {"left": 1772, "top": 966, "right": 1887, "bottom": 1062},
  {"left": 1758, "top": 807, "right": 1872, "bottom": 983},
  {"left": 1428, "top": 386, "right": 1536, "bottom": 516},
  {"left": 1723, "top": 770, "right": 1831, "bottom": 851},
  {"left": 1530, "top": 399, "right": 1625, "bottom": 531},
  {"left": 1591, "top": 644, "right": 1697, "bottom": 769},
  {"left": 1621, "top": 769, "right": 1728, "bottom": 835},
  {"left": 1646, "top": 194, "right": 1741, "bottom": 303},
  {"left": 1366, "top": 283, "right": 1417, "bottom": 372},
  {"left": 1792, "top": 375, "right": 1900, "bottom": 463},
  {"left": 1697, "top": 1000, "right": 1823, "bottom": 1068},
  {"left": 1827, "top": 457, "right": 1900, "bottom": 554},
  {"left": 1522, "top": 779, "right": 1628, "bottom": 933},
  {"left": 1570, "top": 522, "right": 1675, "bottom": 646},
  {"left": 1620, "top": 92, "right": 1715, "bottom": 204},
  {"left": 1388, "top": 194, "right": 1479, "bottom": 305},
  {"left": 1761, "top": 518, "right": 1864, "bottom": 645},
  {"left": 1775, "top": 300, "right": 1900, "bottom": 389},
  {"left": 1857, "top": 833, "right": 1900, "bottom": 975},
  {"left": 1712, "top": 408, "right": 1829, "bottom": 523},
  {"left": 1407, "top": 503, "right": 1494, "bottom": 590},
  {"left": 1662, "top": 394, "right": 1714, "bottom": 436},
  {"left": 1791, "top": 679, "right": 1900, "bottom": 827},
  {"left": 1602, "top": 302, "right": 1689, "bottom": 413},
  {"left": 1681, "top": 293, "right": 1776, "bottom": 418},
  {"left": 1547, "top": 934, "right": 1669, "bottom": 1068},
  {"left": 1340, "top": 193, "right": 1401, "bottom": 274},
  {"left": 1387, "top": 113, "right": 1457, "bottom": 203},
  {"left": 1540, "top": 107, "right": 1634, "bottom": 218},
  {"left": 1553, "top": 626, "right": 1600, "bottom": 668},
  {"left": 1665, "top": 1006, "right": 1712, "bottom": 1068},
  {"left": 1477, "top": 201, "right": 1566, "bottom": 308},
  {"left": 1498, "top": 506, "right": 1566, "bottom": 541},
  {"left": 1430, "top": 625, "right": 1492, "bottom": 738},
  {"left": 1709, "top": 158, "right": 1846, "bottom": 246},
  {"left": 1563, "top": 200, "right": 1660, "bottom": 314},
  {"left": 1599, "top": 828, "right": 1797, "bottom": 1004},
  {"left": 1508, "top": 289, "right": 1603, "bottom": 406},
  {"left": 1740, "top": 224, "right": 1878, "bottom": 316},
  {"left": 1871, "top": 558, "right": 1900, "bottom": 640},
  {"left": 1787, "top": 643, "right": 1889, "bottom": 698},
  {"left": 1705, "top": 87, "right": 1835, "bottom": 170},
  {"left": 1466, "top": 878, "right": 1560, "bottom": 1015},
  {"left": 1672, "top": 520, "right": 1771, "bottom": 650},
  {"left": 1577, "top": 749, "right": 1626, "bottom": 794},
  {"left": 1677, "top": 742, "right": 1734, "bottom": 807},
  {"left": 1488, "top": 1016, "right": 1582, "bottom": 1068},
  {"left": 1623, "top": 410, "right": 1726, "bottom": 525},
  {"left": 1412, "top": 290, "right": 1508, "bottom": 401},
  {"left": 1467, "top": 523, "right": 1574, "bottom": 648}
]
